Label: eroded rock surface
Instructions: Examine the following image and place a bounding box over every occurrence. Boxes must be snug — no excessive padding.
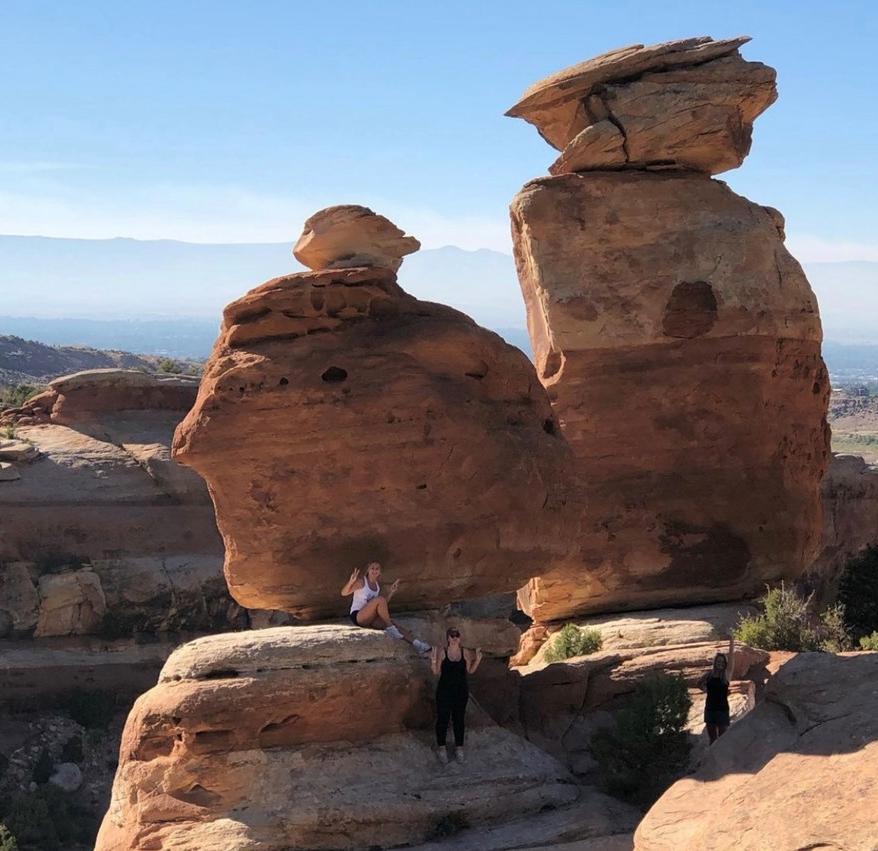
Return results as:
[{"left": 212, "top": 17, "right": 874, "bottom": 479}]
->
[
  {"left": 507, "top": 35, "right": 776, "bottom": 175},
  {"left": 511, "top": 171, "right": 829, "bottom": 622},
  {"left": 96, "top": 625, "right": 581, "bottom": 851},
  {"left": 173, "top": 257, "right": 575, "bottom": 617},
  {"left": 635, "top": 652, "right": 878, "bottom": 850}
]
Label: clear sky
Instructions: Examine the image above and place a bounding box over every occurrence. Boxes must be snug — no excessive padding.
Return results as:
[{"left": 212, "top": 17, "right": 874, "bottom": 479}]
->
[{"left": 2, "top": 0, "right": 877, "bottom": 259}]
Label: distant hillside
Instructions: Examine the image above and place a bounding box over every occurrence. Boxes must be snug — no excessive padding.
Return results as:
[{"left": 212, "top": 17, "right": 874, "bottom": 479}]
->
[{"left": 0, "top": 335, "right": 191, "bottom": 386}]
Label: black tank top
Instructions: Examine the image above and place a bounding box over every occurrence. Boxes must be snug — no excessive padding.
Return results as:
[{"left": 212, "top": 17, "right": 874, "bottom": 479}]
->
[
  {"left": 705, "top": 675, "right": 729, "bottom": 711},
  {"left": 438, "top": 650, "right": 468, "bottom": 692}
]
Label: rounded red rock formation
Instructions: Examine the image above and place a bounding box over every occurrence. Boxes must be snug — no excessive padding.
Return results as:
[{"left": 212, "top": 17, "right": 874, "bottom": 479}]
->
[{"left": 173, "top": 262, "right": 575, "bottom": 618}]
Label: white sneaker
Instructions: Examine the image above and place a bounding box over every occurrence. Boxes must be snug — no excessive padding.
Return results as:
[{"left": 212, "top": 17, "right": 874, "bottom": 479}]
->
[
  {"left": 384, "top": 625, "right": 404, "bottom": 640},
  {"left": 412, "top": 639, "right": 431, "bottom": 654},
  {"left": 455, "top": 748, "right": 465, "bottom": 764},
  {"left": 436, "top": 748, "right": 449, "bottom": 765}
]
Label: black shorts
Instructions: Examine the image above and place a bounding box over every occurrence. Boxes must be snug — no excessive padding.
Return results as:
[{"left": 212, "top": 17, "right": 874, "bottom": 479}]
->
[
  {"left": 704, "top": 708, "right": 730, "bottom": 727},
  {"left": 349, "top": 610, "right": 361, "bottom": 625}
]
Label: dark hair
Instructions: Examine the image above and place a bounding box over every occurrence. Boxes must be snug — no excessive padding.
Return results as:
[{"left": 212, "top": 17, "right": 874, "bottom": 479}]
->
[
  {"left": 713, "top": 652, "right": 728, "bottom": 669},
  {"left": 446, "top": 628, "right": 461, "bottom": 639}
]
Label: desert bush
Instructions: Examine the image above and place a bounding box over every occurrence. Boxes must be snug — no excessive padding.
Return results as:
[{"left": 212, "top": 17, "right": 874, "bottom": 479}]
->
[
  {"left": 0, "top": 384, "right": 41, "bottom": 411},
  {"left": 837, "top": 546, "right": 878, "bottom": 642},
  {"left": 0, "top": 824, "right": 17, "bottom": 851},
  {"left": 58, "top": 689, "right": 117, "bottom": 729},
  {"left": 590, "top": 673, "right": 692, "bottom": 808},
  {"left": 0, "top": 786, "right": 94, "bottom": 851},
  {"left": 157, "top": 357, "right": 183, "bottom": 374},
  {"left": 859, "top": 631, "right": 878, "bottom": 651},
  {"left": 543, "top": 623, "right": 603, "bottom": 663},
  {"left": 735, "top": 584, "right": 854, "bottom": 652},
  {"left": 1, "top": 425, "right": 14, "bottom": 440}
]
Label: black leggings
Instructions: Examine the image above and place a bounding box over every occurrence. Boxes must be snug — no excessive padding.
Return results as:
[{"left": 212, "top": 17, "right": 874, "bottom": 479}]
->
[{"left": 436, "top": 687, "right": 468, "bottom": 747}]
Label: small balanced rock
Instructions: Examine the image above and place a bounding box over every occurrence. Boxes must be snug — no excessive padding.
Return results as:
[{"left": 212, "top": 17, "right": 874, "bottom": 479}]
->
[{"left": 293, "top": 204, "right": 420, "bottom": 272}]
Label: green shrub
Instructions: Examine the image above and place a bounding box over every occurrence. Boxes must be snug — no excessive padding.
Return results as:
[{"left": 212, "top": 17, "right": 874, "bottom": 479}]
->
[
  {"left": 0, "top": 786, "right": 95, "bottom": 851},
  {"left": 58, "top": 689, "right": 117, "bottom": 729},
  {"left": 0, "top": 384, "right": 41, "bottom": 411},
  {"left": 859, "top": 631, "right": 878, "bottom": 651},
  {"left": 735, "top": 584, "right": 854, "bottom": 653},
  {"left": 1, "top": 425, "right": 14, "bottom": 440},
  {"left": 590, "top": 673, "right": 692, "bottom": 808},
  {"left": 837, "top": 546, "right": 878, "bottom": 642},
  {"left": 157, "top": 357, "right": 183, "bottom": 374},
  {"left": 0, "top": 824, "right": 17, "bottom": 851},
  {"left": 734, "top": 583, "right": 820, "bottom": 651},
  {"left": 543, "top": 623, "right": 603, "bottom": 663},
  {"left": 819, "top": 603, "right": 851, "bottom": 653}
]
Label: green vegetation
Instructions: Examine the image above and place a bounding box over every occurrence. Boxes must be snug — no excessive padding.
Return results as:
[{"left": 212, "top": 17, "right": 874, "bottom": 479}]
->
[
  {"left": 837, "top": 547, "right": 878, "bottom": 642},
  {"left": 543, "top": 623, "right": 604, "bottom": 662},
  {"left": 0, "top": 384, "right": 41, "bottom": 411},
  {"left": 58, "top": 689, "right": 117, "bottom": 729},
  {"left": 591, "top": 673, "right": 692, "bottom": 808},
  {"left": 157, "top": 357, "right": 183, "bottom": 374},
  {"left": 859, "top": 631, "right": 878, "bottom": 651},
  {"left": 0, "top": 785, "right": 95, "bottom": 851},
  {"left": 0, "top": 824, "right": 17, "bottom": 851},
  {"left": 1, "top": 424, "right": 14, "bottom": 440},
  {"left": 735, "top": 583, "right": 857, "bottom": 652}
]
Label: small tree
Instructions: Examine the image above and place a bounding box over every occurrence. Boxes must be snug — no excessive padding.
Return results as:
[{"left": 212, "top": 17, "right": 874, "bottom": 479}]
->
[
  {"left": 0, "top": 824, "right": 18, "bottom": 851},
  {"left": 543, "top": 623, "right": 603, "bottom": 663},
  {"left": 734, "top": 583, "right": 820, "bottom": 651},
  {"left": 859, "top": 631, "right": 878, "bottom": 651},
  {"left": 837, "top": 547, "right": 878, "bottom": 642},
  {"left": 590, "top": 673, "right": 692, "bottom": 808}
]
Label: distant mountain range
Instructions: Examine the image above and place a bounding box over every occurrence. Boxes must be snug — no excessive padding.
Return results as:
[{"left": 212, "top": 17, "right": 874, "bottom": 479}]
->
[{"left": 0, "top": 235, "right": 875, "bottom": 363}]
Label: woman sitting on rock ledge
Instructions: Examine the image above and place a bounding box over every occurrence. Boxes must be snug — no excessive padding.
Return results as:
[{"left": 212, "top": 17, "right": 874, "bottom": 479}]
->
[
  {"left": 341, "top": 561, "right": 431, "bottom": 653},
  {"left": 700, "top": 636, "right": 736, "bottom": 744}
]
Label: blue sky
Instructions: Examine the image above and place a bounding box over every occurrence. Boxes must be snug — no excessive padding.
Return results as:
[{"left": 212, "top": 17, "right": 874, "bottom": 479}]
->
[{"left": 2, "top": 0, "right": 877, "bottom": 259}]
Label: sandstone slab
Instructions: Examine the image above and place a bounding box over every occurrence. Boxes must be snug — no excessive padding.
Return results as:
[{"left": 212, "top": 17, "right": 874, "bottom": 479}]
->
[
  {"left": 635, "top": 652, "right": 878, "bottom": 850},
  {"left": 35, "top": 568, "right": 106, "bottom": 637},
  {"left": 511, "top": 171, "right": 829, "bottom": 621},
  {"left": 173, "top": 265, "right": 575, "bottom": 617},
  {"left": 96, "top": 625, "right": 580, "bottom": 851}
]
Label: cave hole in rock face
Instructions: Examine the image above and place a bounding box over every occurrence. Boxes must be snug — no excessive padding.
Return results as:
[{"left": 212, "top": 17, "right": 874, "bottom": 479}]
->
[
  {"left": 662, "top": 280, "right": 718, "bottom": 339},
  {"left": 543, "top": 418, "right": 556, "bottom": 435},
  {"left": 321, "top": 366, "right": 348, "bottom": 383}
]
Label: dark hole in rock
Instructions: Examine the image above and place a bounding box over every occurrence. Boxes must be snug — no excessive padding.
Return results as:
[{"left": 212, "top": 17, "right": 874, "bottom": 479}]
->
[
  {"left": 279, "top": 377, "right": 289, "bottom": 386},
  {"left": 416, "top": 483, "right": 427, "bottom": 490},
  {"left": 200, "top": 668, "right": 239, "bottom": 680},
  {"left": 812, "top": 381, "right": 822, "bottom": 394},
  {"left": 193, "top": 729, "right": 233, "bottom": 747},
  {"left": 310, "top": 291, "right": 325, "bottom": 311},
  {"left": 322, "top": 366, "right": 348, "bottom": 383},
  {"left": 662, "top": 280, "right": 718, "bottom": 339},
  {"left": 543, "top": 419, "right": 556, "bottom": 435}
]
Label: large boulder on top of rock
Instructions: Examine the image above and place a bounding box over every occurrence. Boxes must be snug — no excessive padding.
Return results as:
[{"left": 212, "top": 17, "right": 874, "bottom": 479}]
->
[
  {"left": 173, "top": 213, "right": 575, "bottom": 618},
  {"left": 635, "top": 651, "right": 878, "bottom": 850},
  {"left": 506, "top": 35, "right": 776, "bottom": 175},
  {"left": 95, "top": 625, "right": 582, "bottom": 851},
  {"left": 293, "top": 204, "right": 421, "bottom": 272},
  {"left": 510, "top": 171, "right": 830, "bottom": 622}
]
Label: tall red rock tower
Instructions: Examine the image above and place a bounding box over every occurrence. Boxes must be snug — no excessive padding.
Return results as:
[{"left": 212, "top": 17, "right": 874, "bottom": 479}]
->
[{"left": 507, "top": 36, "right": 831, "bottom": 621}]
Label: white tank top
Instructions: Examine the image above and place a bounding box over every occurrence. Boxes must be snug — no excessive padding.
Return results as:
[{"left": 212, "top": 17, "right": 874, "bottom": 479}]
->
[{"left": 351, "top": 578, "right": 380, "bottom": 613}]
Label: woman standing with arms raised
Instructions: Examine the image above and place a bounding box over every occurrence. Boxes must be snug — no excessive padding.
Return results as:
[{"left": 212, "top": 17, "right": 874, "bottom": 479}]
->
[{"left": 431, "top": 627, "right": 482, "bottom": 764}]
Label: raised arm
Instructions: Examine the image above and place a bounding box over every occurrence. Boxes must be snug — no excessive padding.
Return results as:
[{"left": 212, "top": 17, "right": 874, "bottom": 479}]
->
[
  {"left": 725, "top": 636, "right": 736, "bottom": 684},
  {"left": 340, "top": 567, "right": 362, "bottom": 597},
  {"left": 431, "top": 646, "right": 442, "bottom": 676},
  {"left": 465, "top": 647, "right": 483, "bottom": 674}
]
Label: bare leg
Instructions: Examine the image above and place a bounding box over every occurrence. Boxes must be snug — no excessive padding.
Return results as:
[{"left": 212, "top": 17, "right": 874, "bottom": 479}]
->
[{"left": 355, "top": 597, "right": 413, "bottom": 640}]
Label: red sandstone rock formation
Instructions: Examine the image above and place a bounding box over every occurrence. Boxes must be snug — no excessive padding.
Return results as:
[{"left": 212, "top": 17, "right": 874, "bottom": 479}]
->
[
  {"left": 173, "top": 214, "right": 575, "bottom": 618},
  {"left": 635, "top": 651, "right": 878, "bottom": 850},
  {"left": 508, "top": 39, "right": 830, "bottom": 622},
  {"left": 95, "top": 626, "right": 596, "bottom": 851}
]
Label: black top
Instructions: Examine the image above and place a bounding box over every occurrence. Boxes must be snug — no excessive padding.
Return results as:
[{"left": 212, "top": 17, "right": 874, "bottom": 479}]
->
[
  {"left": 705, "top": 675, "right": 729, "bottom": 711},
  {"left": 438, "top": 649, "right": 468, "bottom": 692}
]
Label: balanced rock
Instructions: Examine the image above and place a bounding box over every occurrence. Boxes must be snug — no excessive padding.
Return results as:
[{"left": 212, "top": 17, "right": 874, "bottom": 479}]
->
[
  {"left": 96, "top": 626, "right": 580, "bottom": 851},
  {"left": 635, "top": 652, "right": 878, "bottom": 850},
  {"left": 506, "top": 36, "right": 776, "bottom": 175},
  {"left": 511, "top": 169, "right": 829, "bottom": 622},
  {"left": 174, "top": 216, "right": 574, "bottom": 618},
  {"left": 293, "top": 204, "right": 420, "bottom": 272}
]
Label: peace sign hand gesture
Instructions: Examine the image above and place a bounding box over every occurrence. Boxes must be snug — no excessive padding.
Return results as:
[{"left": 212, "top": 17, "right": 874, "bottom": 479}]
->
[{"left": 349, "top": 567, "right": 360, "bottom": 585}]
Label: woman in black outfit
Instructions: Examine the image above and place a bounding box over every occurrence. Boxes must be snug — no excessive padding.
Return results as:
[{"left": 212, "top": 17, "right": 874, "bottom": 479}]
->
[
  {"left": 431, "top": 628, "right": 482, "bottom": 764},
  {"left": 700, "top": 636, "right": 736, "bottom": 744}
]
